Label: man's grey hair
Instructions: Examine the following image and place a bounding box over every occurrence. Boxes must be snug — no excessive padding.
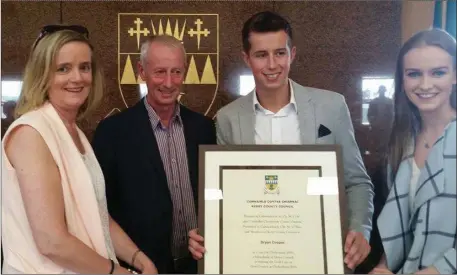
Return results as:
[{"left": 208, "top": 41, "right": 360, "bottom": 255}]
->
[{"left": 139, "top": 35, "right": 187, "bottom": 67}]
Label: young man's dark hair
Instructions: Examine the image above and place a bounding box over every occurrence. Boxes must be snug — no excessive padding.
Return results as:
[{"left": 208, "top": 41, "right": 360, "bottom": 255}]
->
[{"left": 241, "top": 11, "right": 293, "bottom": 53}]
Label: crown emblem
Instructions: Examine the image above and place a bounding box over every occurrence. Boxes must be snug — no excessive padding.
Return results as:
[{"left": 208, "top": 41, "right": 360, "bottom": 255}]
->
[{"left": 151, "top": 18, "right": 186, "bottom": 42}]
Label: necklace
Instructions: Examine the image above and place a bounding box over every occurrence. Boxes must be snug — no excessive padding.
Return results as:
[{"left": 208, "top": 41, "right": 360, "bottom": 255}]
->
[
  {"left": 423, "top": 137, "right": 430, "bottom": 149},
  {"left": 421, "top": 127, "right": 435, "bottom": 149},
  {"left": 421, "top": 114, "right": 457, "bottom": 149}
]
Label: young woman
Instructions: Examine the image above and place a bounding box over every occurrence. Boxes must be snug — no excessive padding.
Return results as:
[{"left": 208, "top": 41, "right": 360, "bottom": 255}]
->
[{"left": 371, "top": 29, "right": 456, "bottom": 274}]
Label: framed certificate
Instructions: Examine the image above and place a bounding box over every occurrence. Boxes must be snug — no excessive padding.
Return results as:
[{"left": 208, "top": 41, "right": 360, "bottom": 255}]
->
[{"left": 198, "top": 145, "right": 349, "bottom": 274}]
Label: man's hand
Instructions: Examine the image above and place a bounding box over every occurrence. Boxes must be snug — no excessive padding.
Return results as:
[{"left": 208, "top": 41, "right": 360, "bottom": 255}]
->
[
  {"left": 188, "top": 229, "right": 205, "bottom": 260},
  {"left": 369, "top": 267, "right": 393, "bottom": 274},
  {"left": 135, "top": 251, "right": 158, "bottom": 274},
  {"left": 140, "top": 263, "right": 158, "bottom": 274},
  {"left": 344, "top": 230, "right": 371, "bottom": 270}
]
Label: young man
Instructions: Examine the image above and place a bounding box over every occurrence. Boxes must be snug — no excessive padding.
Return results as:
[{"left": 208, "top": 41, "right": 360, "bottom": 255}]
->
[
  {"left": 92, "top": 35, "right": 216, "bottom": 274},
  {"left": 188, "top": 11, "right": 374, "bottom": 270}
]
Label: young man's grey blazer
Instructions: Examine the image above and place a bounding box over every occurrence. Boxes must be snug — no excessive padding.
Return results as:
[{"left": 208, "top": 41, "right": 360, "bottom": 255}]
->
[{"left": 215, "top": 79, "right": 374, "bottom": 240}]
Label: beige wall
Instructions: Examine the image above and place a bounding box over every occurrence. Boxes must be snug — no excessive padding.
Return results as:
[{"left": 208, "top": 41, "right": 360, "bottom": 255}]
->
[{"left": 401, "top": 1, "right": 435, "bottom": 43}]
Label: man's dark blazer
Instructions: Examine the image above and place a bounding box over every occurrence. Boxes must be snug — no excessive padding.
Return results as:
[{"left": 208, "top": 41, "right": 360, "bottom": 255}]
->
[{"left": 91, "top": 99, "right": 217, "bottom": 273}]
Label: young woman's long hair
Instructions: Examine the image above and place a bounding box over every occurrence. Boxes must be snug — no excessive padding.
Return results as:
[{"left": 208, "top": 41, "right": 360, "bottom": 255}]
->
[{"left": 388, "top": 28, "right": 456, "bottom": 181}]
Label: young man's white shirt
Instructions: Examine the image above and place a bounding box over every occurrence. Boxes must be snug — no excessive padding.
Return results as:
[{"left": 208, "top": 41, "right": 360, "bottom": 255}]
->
[{"left": 253, "top": 80, "right": 301, "bottom": 145}]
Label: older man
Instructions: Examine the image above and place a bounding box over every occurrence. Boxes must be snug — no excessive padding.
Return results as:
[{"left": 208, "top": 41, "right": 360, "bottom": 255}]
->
[{"left": 92, "top": 35, "right": 216, "bottom": 274}]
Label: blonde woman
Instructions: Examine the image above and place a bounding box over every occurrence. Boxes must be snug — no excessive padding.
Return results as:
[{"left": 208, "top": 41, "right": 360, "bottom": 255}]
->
[{"left": 2, "top": 25, "right": 157, "bottom": 274}]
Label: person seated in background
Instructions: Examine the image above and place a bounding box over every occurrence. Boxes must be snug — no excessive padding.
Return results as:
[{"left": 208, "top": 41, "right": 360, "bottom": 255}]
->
[
  {"left": 371, "top": 28, "right": 456, "bottom": 275},
  {"left": 367, "top": 85, "right": 394, "bottom": 130},
  {"left": 2, "top": 25, "right": 157, "bottom": 274}
]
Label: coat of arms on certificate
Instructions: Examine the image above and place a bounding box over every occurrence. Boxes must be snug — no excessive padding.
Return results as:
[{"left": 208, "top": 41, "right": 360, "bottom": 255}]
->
[{"left": 264, "top": 175, "right": 279, "bottom": 194}]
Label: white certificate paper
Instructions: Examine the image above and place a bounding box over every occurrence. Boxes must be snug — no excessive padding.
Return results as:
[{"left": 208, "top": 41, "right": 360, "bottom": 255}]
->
[
  {"left": 199, "top": 147, "right": 346, "bottom": 275},
  {"left": 222, "top": 168, "right": 325, "bottom": 274}
]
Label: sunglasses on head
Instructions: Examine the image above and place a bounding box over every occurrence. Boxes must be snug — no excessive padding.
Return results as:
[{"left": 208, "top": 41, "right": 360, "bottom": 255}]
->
[{"left": 32, "top": 25, "right": 89, "bottom": 50}]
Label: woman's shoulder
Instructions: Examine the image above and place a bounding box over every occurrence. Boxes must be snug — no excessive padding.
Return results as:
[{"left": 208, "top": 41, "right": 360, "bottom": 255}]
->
[
  {"left": 447, "top": 119, "right": 456, "bottom": 133},
  {"left": 443, "top": 119, "right": 456, "bottom": 145},
  {"left": 11, "top": 106, "right": 47, "bottom": 126},
  {"left": 3, "top": 106, "right": 52, "bottom": 148}
]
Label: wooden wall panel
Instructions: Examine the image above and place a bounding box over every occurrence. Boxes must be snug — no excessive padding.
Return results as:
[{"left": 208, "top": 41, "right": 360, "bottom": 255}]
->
[
  {"left": 1, "top": 1, "right": 61, "bottom": 77},
  {"left": 1, "top": 1, "right": 401, "bottom": 173}
]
